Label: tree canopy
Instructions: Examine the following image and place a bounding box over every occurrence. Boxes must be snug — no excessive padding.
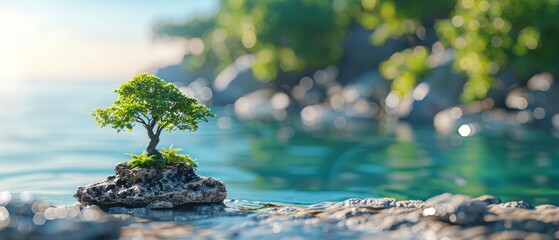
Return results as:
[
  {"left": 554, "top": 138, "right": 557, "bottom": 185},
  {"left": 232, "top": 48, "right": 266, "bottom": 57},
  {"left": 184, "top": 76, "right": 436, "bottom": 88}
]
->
[
  {"left": 155, "top": 0, "right": 559, "bottom": 102},
  {"left": 155, "top": 0, "right": 346, "bottom": 81},
  {"left": 92, "top": 73, "right": 215, "bottom": 157}
]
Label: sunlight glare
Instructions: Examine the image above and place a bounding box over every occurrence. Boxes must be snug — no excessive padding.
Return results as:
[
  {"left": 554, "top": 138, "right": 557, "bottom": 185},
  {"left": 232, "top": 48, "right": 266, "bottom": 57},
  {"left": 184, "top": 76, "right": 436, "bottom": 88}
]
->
[
  {"left": 458, "top": 124, "right": 472, "bottom": 137},
  {"left": 0, "top": 1, "right": 217, "bottom": 82}
]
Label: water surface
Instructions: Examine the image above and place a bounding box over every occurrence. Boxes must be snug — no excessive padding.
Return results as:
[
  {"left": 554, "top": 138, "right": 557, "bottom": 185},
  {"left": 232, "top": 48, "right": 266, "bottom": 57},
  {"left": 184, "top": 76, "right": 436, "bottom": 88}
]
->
[{"left": 1, "top": 81, "right": 558, "bottom": 206}]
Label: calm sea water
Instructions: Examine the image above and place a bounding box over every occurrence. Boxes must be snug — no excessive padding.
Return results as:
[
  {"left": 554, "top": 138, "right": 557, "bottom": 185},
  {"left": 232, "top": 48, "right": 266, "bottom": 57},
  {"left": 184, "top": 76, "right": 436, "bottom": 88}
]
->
[{"left": 1, "top": 81, "right": 558, "bottom": 207}]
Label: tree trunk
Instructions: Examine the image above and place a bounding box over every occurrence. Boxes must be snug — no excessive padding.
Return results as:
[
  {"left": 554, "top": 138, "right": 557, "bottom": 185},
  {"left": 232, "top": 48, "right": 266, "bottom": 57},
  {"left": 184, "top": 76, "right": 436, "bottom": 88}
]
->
[
  {"left": 146, "top": 135, "right": 162, "bottom": 158},
  {"left": 145, "top": 118, "right": 162, "bottom": 158}
]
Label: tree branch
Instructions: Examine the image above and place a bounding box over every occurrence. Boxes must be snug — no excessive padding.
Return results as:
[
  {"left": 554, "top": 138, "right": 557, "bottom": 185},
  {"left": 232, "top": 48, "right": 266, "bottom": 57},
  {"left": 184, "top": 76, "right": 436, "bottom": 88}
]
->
[
  {"left": 156, "top": 119, "right": 174, "bottom": 136},
  {"left": 156, "top": 125, "right": 164, "bottom": 136},
  {"left": 159, "top": 113, "right": 168, "bottom": 124},
  {"left": 140, "top": 112, "right": 150, "bottom": 122},
  {"left": 135, "top": 116, "right": 148, "bottom": 127},
  {"left": 148, "top": 116, "right": 158, "bottom": 134}
]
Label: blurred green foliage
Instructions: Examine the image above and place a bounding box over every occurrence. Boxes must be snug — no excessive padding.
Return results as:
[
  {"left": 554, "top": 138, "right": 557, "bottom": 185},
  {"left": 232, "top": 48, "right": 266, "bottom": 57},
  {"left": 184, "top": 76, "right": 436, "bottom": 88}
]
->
[
  {"left": 156, "top": 0, "right": 346, "bottom": 81},
  {"left": 435, "top": 0, "right": 559, "bottom": 101},
  {"left": 156, "top": 0, "right": 559, "bottom": 102}
]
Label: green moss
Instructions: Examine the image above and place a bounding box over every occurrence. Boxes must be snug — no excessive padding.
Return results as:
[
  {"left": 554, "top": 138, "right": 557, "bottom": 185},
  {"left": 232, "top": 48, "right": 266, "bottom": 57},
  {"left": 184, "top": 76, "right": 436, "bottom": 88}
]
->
[{"left": 128, "top": 146, "right": 198, "bottom": 169}]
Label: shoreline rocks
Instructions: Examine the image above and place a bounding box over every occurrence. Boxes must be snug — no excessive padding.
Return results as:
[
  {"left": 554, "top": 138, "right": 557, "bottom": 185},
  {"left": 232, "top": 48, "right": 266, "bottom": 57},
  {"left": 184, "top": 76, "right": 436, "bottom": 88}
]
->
[
  {"left": 117, "top": 193, "right": 559, "bottom": 239},
  {"left": 187, "top": 193, "right": 559, "bottom": 239},
  {"left": 3, "top": 193, "right": 559, "bottom": 239},
  {"left": 74, "top": 162, "right": 227, "bottom": 209},
  {"left": 0, "top": 199, "right": 122, "bottom": 240}
]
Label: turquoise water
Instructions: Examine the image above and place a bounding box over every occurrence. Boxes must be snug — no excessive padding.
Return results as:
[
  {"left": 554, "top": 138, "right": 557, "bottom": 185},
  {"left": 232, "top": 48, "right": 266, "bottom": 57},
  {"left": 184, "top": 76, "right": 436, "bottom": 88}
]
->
[{"left": 1, "top": 81, "right": 558, "bottom": 207}]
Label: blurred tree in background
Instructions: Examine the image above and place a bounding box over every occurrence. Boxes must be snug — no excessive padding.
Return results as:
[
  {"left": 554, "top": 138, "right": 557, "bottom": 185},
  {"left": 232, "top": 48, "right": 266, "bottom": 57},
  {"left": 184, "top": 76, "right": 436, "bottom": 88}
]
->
[
  {"left": 155, "top": 0, "right": 559, "bottom": 102},
  {"left": 434, "top": 0, "right": 559, "bottom": 101},
  {"left": 156, "top": 0, "right": 346, "bottom": 81}
]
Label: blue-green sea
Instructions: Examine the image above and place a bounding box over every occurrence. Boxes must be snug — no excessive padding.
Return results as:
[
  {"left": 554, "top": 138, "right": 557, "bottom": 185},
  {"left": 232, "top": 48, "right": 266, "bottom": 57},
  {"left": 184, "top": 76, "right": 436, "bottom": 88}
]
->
[{"left": 1, "top": 81, "right": 558, "bottom": 207}]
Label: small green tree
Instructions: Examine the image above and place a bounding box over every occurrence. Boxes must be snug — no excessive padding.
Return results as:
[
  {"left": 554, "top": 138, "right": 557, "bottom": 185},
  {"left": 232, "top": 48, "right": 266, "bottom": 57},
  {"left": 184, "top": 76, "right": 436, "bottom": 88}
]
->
[{"left": 92, "top": 73, "right": 215, "bottom": 158}]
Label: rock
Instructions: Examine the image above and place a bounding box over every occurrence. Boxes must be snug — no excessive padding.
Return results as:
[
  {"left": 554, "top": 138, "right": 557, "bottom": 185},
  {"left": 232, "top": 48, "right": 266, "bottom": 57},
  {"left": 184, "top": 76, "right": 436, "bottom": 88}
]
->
[
  {"left": 234, "top": 88, "right": 285, "bottom": 121},
  {"left": 0, "top": 198, "right": 121, "bottom": 240},
  {"left": 423, "top": 193, "right": 487, "bottom": 225},
  {"left": 108, "top": 193, "right": 559, "bottom": 239},
  {"left": 74, "top": 162, "right": 226, "bottom": 209},
  {"left": 310, "top": 70, "right": 389, "bottom": 121},
  {"left": 155, "top": 56, "right": 215, "bottom": 86},
  {"left": 474, "top": 195, "right": 502, "bottom": 205},
  {"left": 433, "top": 101, "right": 528, "bottom": 135},
  {"left": 497, "top": 201, "right": 535, "bottom": 210},
  {"left": 342, "top": 70, "right": 391, "bottom": 104},
  {"left": 504, "top": 72, "right": 559, "bottom": 129},
  {"left": 337, "top": 24, "right": 406, "bottom": 84},
  {"left": 535, "top": 205, "right": 557, "bottom": 211},
  {"left": 405, "top": 61, "right": 467, "bottom": 123},
  {"left": 395, "top": 200, "right": 425, "bottom": 208},
  {"left": 212, "top": 55, "right": 269, "bottom": 105},
  {"left": 486, "top": 66, "right": 522, "bottom": 109},
  {"left": 333, "top": 198, "right": 397, "bottom": 208}
]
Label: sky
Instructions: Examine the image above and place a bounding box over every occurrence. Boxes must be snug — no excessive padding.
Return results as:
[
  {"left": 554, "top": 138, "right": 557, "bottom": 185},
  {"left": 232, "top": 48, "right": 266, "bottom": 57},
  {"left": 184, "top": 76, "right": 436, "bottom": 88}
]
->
[{"left": 0, "top": 0, "right": 218, "bottom": 82}]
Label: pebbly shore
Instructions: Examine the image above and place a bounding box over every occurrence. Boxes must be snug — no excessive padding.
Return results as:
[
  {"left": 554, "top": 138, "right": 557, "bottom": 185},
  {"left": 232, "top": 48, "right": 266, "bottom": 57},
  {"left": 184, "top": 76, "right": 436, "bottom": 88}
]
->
[{"left": 2, "top": 192, "right": 558, "bottom": 239}]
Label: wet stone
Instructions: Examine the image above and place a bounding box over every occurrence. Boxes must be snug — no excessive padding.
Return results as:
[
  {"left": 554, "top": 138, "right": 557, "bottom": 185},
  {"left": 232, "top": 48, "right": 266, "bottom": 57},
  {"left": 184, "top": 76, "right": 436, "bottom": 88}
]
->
[
  {"left": 332, "top": 198, "right": 397, "bottom": 209},
  {"left": 474, "top": 195, "right": 502, "bottom": 205},
  {"left": 7, "top": 192, "right": 558, "bottom": 239},
  {"left": 395, "top": 200, "right": 424, "bottom": 208},
  {"left": 0, "top": 199, "right": 122, "bottom": 240},
  {"left": 115, "top": 193, "right": 559, "bottom": 239},
  {"left": 423, "top": 193, "right": 487, "bottom": 225},
  {"left": 74, "top": 162, "right": 227, "bottom": 209},
  {"left": 100, "top": 192, "right": 559, "bottom": 240},
  {"left": 497, "top": 200, "right": 535, "bottom": 210},
  {"left": 536, "top": 205, "right": 557, "bottom": 211}
]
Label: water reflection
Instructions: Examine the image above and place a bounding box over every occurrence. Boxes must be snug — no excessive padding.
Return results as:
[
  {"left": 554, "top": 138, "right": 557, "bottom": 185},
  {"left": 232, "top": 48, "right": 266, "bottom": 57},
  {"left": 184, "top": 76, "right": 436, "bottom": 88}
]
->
[{"left": 233, "top": 121, "right": 559, "bottom": 205}]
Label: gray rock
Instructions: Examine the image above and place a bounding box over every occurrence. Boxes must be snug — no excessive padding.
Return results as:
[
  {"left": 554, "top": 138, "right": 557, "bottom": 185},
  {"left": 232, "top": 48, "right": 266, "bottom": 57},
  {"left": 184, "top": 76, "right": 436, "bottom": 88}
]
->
[
  {"left": 395, "top": 200, "right": 425, "bottom": 208},
  {"left": 343, "top": 70, "right": 391, "bottom": 104},
  {"left": 487, "top": 66, "right": 522, "bottom": 109},
  {"left": 503, "top": 72, "right": 559, "bottom": 129},
  {"left": 535, "top": 205, "right": 557, "bottom": 211},
  {"left": 337, "top": 24, "right": 406, "bottom": 84},
  {"left": 333, "top": 198, "right": 397, "bottom": 208},
  {"left": 74, "top": 162, "right": 226, "bottom": 209},
  {"left": 233, "top": 88, "right": 285, "bottom": 121},
  {"left": 0, "top": 199, "right": 121, "bottom": 240},
  {"left": 112, "top": 193, "right": 559, "bottom": 239},
  {"left": 212, "top": 55, "right": 269, "bottom": 105},
  {"left": 155, "top": 57, "right": 216, "bottom": 86},
  {"left": 497, "top": 201, "right": 535, "bottom": 210},
  {"left": 474, "top": 195, "right": 502, "bottom": 205},
  {"left": 405, "top": 62, "right": 467, "bottom": 123},
  {"left": 423, "top": 193, "right": 487, "bottom": 225}
]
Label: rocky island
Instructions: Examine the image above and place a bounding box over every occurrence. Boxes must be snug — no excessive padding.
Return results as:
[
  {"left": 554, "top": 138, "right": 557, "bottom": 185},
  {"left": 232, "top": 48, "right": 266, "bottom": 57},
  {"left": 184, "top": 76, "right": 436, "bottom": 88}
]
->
[
  {"left": 74, "top": 162, "right": 226, "bottom": 209},
  {"left": 76, "top": 73, "right": 223, "bottom": 210}
]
